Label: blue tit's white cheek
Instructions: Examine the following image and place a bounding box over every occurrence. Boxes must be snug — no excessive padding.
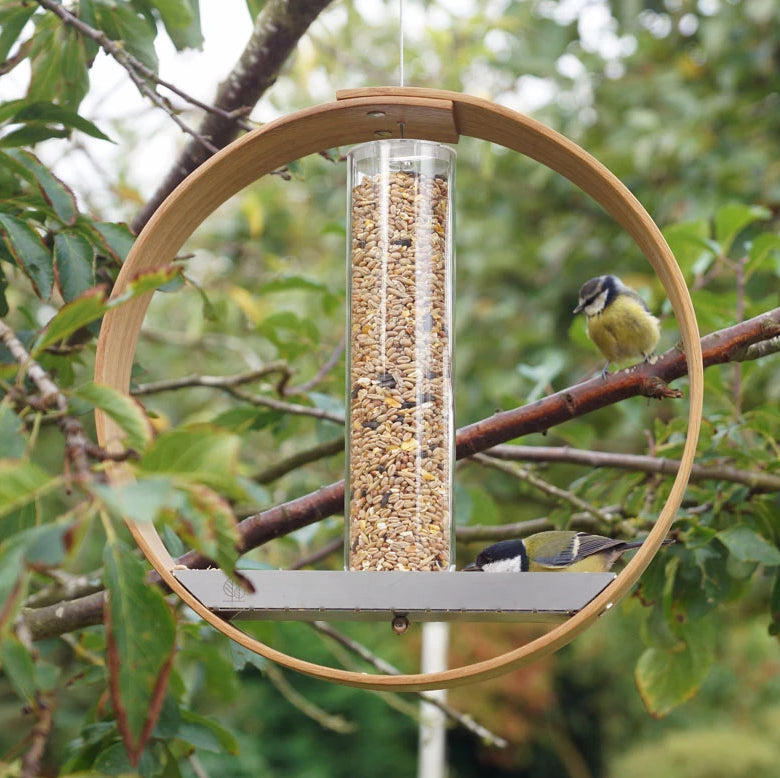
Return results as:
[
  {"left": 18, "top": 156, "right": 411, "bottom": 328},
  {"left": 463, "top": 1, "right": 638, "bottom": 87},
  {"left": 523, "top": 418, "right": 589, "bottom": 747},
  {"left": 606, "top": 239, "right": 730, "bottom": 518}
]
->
[
  {"left": 480, "top": 558, "right": 524, "bottom": 573},
  {"left": 584, "top": 289, "right": 609, "bottom": 317}
]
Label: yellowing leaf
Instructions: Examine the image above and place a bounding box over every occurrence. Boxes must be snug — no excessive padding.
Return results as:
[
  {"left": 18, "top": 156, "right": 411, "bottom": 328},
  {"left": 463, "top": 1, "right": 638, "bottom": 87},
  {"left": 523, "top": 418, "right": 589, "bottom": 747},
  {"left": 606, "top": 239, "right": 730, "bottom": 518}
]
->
[{"left": 104, "top": 541, "right": 176, "bottom": 766}]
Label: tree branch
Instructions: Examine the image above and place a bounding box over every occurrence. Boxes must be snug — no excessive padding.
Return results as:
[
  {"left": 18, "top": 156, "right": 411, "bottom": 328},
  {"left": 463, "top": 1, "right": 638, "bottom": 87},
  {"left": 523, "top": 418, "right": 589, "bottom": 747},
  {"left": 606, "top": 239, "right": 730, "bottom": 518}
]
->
[
  {"left": 20, "top": 694, "right": 53, "bottom": 778},
  {"left": 131, "top": 363, "right": 293, "bottom": 396},
  {"left": 311, "top": 621, "right": 509, "bottom": 748},
  {"left": 470, "top": 453, "right": 617, "bottom": 524},
  {"left": 35, "top": 0, "right": 237, "bottom": 154},
  {"left": 131, "top": 0, "right": 335, "bottom": 233},
  {"left": 20, "top": 307, "right": 780, "bottom": 639},
  {"left": 0, "top": 319, "right": 92, "bottom": 483},
  {"left": 253, "top": 437, "right": 344, "bottom": 484},
  {"left": 485, "top": 445, "right": 780, "bottom": 493}
]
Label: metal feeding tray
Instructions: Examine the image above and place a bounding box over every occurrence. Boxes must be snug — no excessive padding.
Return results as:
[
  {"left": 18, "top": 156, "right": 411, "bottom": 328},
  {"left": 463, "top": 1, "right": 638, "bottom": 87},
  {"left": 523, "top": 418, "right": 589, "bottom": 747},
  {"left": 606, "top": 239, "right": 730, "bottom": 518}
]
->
[{"left": 172, "top": 570, "right": 616, "bottom": 623}]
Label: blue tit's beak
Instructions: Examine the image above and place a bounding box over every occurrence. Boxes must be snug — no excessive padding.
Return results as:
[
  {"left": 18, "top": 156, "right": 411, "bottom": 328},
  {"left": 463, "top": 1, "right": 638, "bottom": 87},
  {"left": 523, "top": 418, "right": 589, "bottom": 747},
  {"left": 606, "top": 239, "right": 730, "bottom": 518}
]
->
[
  {"left": 462, "top": 562, "right": 482, "bottom": 571},
  {"left": 573, "top": 301, "right": 584, "bottom": 314}
]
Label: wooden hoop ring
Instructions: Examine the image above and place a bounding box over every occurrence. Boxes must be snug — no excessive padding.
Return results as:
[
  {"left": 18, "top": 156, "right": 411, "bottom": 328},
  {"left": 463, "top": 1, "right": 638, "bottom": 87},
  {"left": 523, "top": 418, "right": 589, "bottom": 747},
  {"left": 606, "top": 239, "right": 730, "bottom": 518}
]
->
[{"left": 94, "top": 87, "right": 703, "bottom": 691}]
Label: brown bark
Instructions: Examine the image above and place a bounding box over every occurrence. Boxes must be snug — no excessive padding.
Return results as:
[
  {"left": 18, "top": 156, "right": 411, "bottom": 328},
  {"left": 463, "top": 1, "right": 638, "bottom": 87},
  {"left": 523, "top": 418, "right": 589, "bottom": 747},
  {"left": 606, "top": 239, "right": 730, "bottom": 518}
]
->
[{"left": 131, "top": 0, "right": 335, "bottom": 233}]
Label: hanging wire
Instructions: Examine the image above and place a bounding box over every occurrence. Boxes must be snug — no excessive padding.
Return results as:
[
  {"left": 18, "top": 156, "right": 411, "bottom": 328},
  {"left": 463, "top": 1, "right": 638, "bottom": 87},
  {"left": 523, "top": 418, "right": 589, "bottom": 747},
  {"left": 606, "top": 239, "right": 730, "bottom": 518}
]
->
[{"left": 399, "top": 0, "right": 405, "bottom": 87}]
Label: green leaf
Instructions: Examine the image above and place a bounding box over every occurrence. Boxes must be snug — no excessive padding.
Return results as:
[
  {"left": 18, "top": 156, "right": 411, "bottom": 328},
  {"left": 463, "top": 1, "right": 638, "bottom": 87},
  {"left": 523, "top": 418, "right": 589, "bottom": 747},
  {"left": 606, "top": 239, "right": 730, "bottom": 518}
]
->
[
  {"left": 0, "top": 5, "right": 36, "bottom": 63},
  {"left": 92, "top": 221, "right": 136, "bottom": 263},
  {"left": 0, "top": 213, "right": 53, "bottom": 298},
  {"left": 714, "top": 203, "right": 771, "bottom": 255},
  {"left": 11, "top": 102, "right": 112, "bottom": 142},
  {"left": 176, "top": 708, "right": 239, "bottom": 754},
  {"left": 245, "top": 0, "right": 267, "bottom": 20},
  {"left": 0, "top": 636, "right": 36, "bottom": 705},
  {"left": 635, "top": 615, "right": 716, "bottom": 717},
  {"left": 746, "top": 232, "right": 780, "bottom": 277},
  {"left": 156, "top": 0, "right": 203, "bottom": 50},
  {"left": 54, "top": 231, "right": 95, "bottom": 301},
  {"left": 93, "top": 477, "right": 179, "bottom": 523},
  {"left": 137, "top": 427, "right": 242, "bottom": 495},
  {"left": 72, "top": 382, "right": 153, "bottom": 452},
  {"left": 173, "top": 484, "right": 241, "bottom": 576},
  {"left": 0, "top": 524, "right": 65, "bottom": 633},
  {"left": 717, "top": 526, "right": 780, "bottom": 566},
  {"left": 0, "top": 405, "right": 25, "bottom": 458},
  {"left": 0, "top": 123, "right": 70, "bottom": 147},
  {"left": 91, "top": 0, "right": 159, "bottom": 73},
  {"left": 28, "top": 16, "right": 89, "bottom": 108},
  {"left": 33, "top": 287, "right": 108, "bottom": 352},
  {"left": 662, "top": 220, "right": 717, "bottom": 280},
  {"left": 34, "top": 266, "right": 179, "bottom": 351},
  {"left": 104, "top": 540, "right": 177, "bottom": 765},
  {"left": 5, "top": 150, "right": 78, "bottom": 224},
  {"left": 0, "top": 459, "right": 58, "bottom": 520}
]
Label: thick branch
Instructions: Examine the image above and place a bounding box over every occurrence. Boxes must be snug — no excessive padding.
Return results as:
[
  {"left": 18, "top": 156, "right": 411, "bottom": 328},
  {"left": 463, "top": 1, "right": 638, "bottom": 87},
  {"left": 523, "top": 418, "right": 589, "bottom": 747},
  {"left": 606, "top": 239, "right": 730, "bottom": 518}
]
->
[
  {"left": 131, "top": 0, "right": 335, "bottom": 233},
  {"left": 21, "top": 307, "right": 780, "bottom": 639}
]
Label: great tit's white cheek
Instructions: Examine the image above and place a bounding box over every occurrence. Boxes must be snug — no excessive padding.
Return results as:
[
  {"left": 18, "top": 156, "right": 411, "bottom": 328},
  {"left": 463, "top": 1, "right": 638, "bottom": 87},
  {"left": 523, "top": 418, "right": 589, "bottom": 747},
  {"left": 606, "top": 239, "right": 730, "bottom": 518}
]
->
[{"left": 481, "top": 558, "right": 524, "bottom": 573}]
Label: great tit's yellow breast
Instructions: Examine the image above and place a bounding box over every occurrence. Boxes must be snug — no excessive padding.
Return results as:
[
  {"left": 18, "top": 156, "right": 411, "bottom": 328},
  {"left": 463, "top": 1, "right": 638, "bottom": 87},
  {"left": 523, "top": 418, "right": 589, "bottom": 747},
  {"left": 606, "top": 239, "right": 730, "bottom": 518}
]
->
[
  {"left": 586, "top": 295, "right": 660, "bottom": 363},
  {"left": 529, "top": 555, "right": 611, "bottom": 573}
]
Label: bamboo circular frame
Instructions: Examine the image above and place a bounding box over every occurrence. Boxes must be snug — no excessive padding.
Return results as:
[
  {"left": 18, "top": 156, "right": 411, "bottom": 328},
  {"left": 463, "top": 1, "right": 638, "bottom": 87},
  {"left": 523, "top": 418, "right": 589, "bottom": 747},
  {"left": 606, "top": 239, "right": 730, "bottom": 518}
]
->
[{"left": 94, "top": 87, "right": 704, "bottom": 691}]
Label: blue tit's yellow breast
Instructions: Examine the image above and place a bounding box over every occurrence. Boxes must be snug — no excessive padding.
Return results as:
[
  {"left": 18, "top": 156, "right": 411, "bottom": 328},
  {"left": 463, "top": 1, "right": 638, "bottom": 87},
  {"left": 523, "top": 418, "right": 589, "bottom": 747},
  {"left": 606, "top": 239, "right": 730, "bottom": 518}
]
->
[{"left": 586, "top": 295, "right": 660, "bottom": 364}]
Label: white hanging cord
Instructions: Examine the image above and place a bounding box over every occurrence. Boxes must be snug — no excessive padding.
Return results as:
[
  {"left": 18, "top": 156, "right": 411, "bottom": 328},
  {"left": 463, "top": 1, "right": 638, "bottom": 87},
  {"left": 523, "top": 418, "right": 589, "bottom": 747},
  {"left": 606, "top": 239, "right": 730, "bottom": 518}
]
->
[{"left": 399, "top": 0, "right": 405, "bottom": 87}]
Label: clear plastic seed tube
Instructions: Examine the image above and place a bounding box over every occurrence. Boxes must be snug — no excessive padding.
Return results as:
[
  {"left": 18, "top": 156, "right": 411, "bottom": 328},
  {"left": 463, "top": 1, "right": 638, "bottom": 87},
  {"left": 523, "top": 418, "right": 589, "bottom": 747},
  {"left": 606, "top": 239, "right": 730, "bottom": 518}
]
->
[{"left": 346, "top": 139, "right": 455, "bottom": 571}]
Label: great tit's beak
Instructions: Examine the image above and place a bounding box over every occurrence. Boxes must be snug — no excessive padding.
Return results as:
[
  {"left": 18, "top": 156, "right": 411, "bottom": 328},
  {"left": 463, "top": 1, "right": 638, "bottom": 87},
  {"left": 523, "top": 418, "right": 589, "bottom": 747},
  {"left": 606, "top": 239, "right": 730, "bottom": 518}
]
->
[
  {"left": 462, "top": 562, "right": 482, "bottom": 571},
  {"left": 573, "top": 301, "right": 584, "bottom": 314}
]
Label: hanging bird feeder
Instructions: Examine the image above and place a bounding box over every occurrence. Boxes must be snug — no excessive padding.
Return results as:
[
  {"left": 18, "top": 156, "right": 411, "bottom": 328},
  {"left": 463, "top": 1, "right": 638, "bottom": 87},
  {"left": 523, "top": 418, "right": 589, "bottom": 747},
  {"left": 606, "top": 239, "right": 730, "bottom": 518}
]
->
[{"left": 94, "top": 87, "right": 704, "bottom": 691}]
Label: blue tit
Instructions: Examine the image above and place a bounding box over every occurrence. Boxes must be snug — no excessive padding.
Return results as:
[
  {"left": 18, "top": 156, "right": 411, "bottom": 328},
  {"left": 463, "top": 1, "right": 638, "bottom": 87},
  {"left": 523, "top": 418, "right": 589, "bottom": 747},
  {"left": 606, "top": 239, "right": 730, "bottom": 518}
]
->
[
  {"left": 463, "top": 531, "right": 673, "bottom": 573},
  {"left": 573, "top": 274, "right": 660, "bottom": 378}
]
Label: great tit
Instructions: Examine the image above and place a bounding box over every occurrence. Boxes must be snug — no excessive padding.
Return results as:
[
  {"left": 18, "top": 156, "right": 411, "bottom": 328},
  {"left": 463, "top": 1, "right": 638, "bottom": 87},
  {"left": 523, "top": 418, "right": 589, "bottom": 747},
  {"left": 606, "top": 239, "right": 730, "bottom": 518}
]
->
[
  {"left": 463, "top": 531, "right": 673, "bottom": 573},
  {"left": 573, "top": 274, "right": 660, "bottom": 378}
]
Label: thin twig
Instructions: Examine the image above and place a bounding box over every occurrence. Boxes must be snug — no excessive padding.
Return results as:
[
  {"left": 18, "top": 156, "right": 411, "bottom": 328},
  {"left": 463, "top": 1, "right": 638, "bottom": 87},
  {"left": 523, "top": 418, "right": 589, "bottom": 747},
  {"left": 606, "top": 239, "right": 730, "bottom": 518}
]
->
[
  {"left": 264, "top": 664, "right": 356, "bottom": 734},
  {"left": 223, "top": 385, "right": 344, "bottom": 424},
  {"left": 472, "top": 453, "right": 616, "bottom": 524},
  {"left": 20, "top": 694, "right": 53, "bottom": 778},
  {"left": 0, "top": 319, "right": 92, "bottom": 482},
  {"left": 254, "top": 437, "right": 344, "bottom": 484},
  {"left": 286, "top": 337, "right": 346, "bottom": 396},
  {"left": 484, "top": 445, "right": 780, "bottom": 493},
  {"left": 132, "top": 0, "right": 336, "bottom": 232},
  {"left": 131, "top": 363, "right": 293, "bottom": 396},
  {"left": 188, "top": 754, "right": 210, "bottom": 778},
  {"left": 455, "top": 512, "right": 611, "bottom": 543},
  {"left": 742, "top": 334, "right": 780, "bottom": 361},
  {"left": 289, "top": 536, "right": 343, "bottom": 569},
  {"left": 25, "top": 571, "right": 104, "bottom": 609},
  {"left": 35, "top": 0, "right": 252, "bottom": 135},
  {"left": 311, "top": 621, "right": 509, "bottom": 748}
]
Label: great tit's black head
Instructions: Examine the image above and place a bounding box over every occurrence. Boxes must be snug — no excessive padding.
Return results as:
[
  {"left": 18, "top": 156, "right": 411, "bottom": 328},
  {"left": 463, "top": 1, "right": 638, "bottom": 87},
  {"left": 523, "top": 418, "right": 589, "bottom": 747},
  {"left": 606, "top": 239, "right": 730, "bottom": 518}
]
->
[
  {"left": 573, "top": 275, "right": 621, "bottom": 315},
  {"left": 464, "top": 539, "right": 528, "bottom": 572}
]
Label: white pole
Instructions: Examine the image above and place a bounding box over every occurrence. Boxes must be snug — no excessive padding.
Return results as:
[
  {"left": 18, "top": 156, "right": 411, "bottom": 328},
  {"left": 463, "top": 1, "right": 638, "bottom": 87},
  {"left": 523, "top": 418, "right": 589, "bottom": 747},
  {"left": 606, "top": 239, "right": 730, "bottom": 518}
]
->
[{"left": 417, "top": 622, "right": 449, "bottom": 778}]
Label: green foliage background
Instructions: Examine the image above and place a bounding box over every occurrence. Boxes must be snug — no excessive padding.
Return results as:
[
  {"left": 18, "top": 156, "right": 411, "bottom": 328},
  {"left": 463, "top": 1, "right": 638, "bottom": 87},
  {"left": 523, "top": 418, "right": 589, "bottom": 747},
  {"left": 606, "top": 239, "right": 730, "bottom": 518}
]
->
[{"left": 1, "top": 0, "right": 780, "bottom": 775}]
